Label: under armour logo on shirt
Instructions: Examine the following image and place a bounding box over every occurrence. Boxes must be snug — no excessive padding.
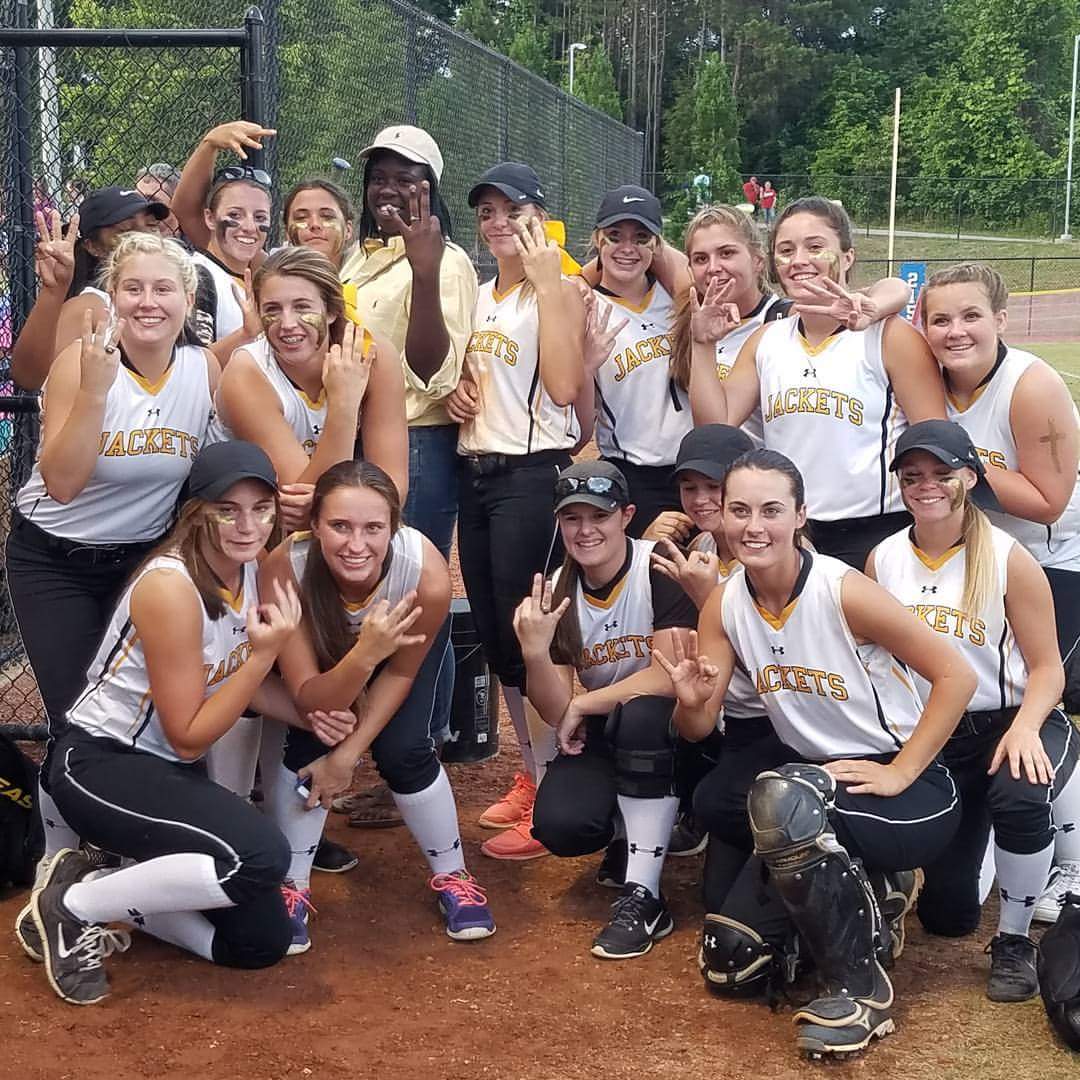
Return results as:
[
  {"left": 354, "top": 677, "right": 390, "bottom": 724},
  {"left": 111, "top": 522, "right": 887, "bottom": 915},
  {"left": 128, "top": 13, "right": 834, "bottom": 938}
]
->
[
  {"left": 146, "top": 407, "right": 161, "bottom": 419},
  {"left": 771, "top": 645, "right": 785, "bottom": 655},
  {"left": 1000, "top": 888, "right": 1037, "bottom": 907},
  {"left": 802, "top": 367, "right": 817, "bottom": 378},
  {"left": 312, "top": 424, "right": 322, "bottom": 436},
  {"left": 232, "top": 625, "right": 246, "bottom": 634},
  {"left": 127, "top": 908, "right": 146, "bottom": 927},
  {"left": 603, "top": 620, "right": 619, "bottom": 632},
  {"left": 921, "top": 585, "right": 938, "bottom": 594},
  {"left": 629, "top": 842, "right": 665, "bottom": 858}
]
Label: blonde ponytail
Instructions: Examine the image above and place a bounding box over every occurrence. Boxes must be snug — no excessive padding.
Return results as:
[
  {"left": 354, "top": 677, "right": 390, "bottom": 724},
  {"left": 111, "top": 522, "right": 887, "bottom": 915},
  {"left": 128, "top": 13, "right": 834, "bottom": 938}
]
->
[{"left": 960, "top": 500, "right": 995, "bottom": 619}]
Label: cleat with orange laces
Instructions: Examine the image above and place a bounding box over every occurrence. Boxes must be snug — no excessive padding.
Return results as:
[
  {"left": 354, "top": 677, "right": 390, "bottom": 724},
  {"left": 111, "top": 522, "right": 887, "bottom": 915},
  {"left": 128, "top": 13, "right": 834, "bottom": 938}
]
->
[{"left": 282, "top": 881, "right": 317, "bottom": 955}]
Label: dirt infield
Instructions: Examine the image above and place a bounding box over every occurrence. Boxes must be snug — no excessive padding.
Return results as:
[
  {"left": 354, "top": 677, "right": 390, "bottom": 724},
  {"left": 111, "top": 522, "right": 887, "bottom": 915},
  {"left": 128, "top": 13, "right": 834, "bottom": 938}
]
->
[
  {"left": 2, "top": 729, "right": 1078, "bottom": 1080},
  {"left": 1007, "top": 289, "right": 1080, "bottom": 342}
]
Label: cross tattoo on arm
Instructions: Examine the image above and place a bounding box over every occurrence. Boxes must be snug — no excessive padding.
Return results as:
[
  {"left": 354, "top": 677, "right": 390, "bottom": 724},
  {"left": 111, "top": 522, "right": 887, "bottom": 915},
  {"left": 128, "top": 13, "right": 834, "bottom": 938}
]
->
[{"left": 1040, "top": 418, "right": 1066, "bottom": 474}]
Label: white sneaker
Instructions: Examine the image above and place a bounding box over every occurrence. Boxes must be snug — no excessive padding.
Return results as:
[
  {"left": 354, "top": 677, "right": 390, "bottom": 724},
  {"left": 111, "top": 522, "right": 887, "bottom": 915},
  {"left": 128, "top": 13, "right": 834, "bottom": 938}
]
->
[{"left": 1033, "top": 860, "right": 1080, "bottom": 924}]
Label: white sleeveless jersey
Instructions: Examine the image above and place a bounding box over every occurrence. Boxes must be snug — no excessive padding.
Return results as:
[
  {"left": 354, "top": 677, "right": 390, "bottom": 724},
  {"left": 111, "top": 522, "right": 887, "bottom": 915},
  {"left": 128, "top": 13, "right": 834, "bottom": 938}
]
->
[
  {"left": 593, "top": 283, "right": 691, "bottom": 466},
  {"left": 67, "top": 555, "right": 259, "bottom": 764},
  {"left": 80, "top": 285, "right": 112, "bottom": 311},
  {"left": 693, "top": 532, "right": 767, "bottom": 720},
  {"left": 458, "top": 279, "right": 579, "bottom": 456},
  {"left": 206, "top": 336, "right": 329, "bottom": 455},
  {"left": 757, "top": 318, "right": 906, "bottom": 520},
  {"left": 946, "top": 346, "right": 1080, "bottom": 571},
  {"left": 714, "top": 294, "right": 789, "bottom": 447},
  {"left": 720, "top": 553, "right": 924, "bottom": 760},
  {"left": 873, "top": 525, "right": 1027, "bottom": 712},
  {"left": 191, "top": 250, "right": 245, "bottom": 341},
  {"left": 288, "top": 525, "right": 425, "bottom": 632},
  {"left": 17, "top": 345, "right": 212, "bottom": 543},
  {"left": 572, "top": 539, "right": 659, "bottom": 691}
]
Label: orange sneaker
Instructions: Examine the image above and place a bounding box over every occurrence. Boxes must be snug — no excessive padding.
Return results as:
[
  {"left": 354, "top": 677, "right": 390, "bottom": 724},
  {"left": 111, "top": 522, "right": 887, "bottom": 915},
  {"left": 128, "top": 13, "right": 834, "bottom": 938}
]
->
[
  {"left": 478, "top": 772, "right": 536, "bottom": 829},
  {"left": 480, "top": 807, "right": 549, "bottom": 861}
]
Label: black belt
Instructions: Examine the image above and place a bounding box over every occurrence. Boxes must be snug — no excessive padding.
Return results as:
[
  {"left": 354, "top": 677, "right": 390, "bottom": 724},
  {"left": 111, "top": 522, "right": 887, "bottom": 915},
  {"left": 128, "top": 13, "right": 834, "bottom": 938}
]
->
[
  {"left": 12, "top": 510, "right": 156, "bottom": 566},
  {"left": 461, "top": 449, "right": 570, "bottom": 477},
  {"left": 808, "top": 510, "right": 911, "bottom": 537},
  {"left": 952, "top": 705, "right": 1019, "bottom": 739}
]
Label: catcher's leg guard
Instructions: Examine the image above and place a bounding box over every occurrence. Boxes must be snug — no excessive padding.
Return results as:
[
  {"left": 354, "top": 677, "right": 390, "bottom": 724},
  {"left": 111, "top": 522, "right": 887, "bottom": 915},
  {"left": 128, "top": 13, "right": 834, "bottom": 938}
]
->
[
  {"left": 748, "top": 764, "right": 895, "bottom": 1058},
  {"left": 1039, "top": 892, "right": 1080, "bottom": 1051},
  {"left": 698, "top": 914, "right": 775, "bottom": 996}
]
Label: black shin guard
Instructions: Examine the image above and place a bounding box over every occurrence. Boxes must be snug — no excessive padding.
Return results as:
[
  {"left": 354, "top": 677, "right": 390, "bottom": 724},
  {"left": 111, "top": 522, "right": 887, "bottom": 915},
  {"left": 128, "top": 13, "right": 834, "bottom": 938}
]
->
[{"left": 748, "top": 764, "right": 895, "bottom": 1056}]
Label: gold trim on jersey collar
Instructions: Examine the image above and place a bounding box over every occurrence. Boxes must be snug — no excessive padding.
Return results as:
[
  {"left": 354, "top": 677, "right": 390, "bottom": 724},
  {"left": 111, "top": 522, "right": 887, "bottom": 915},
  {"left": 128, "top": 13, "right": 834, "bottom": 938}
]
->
[
  {"left": 606, "top": 285, "right": 655, "bottom": 314},
  {"left": 217, "top": 581, "right": 245, "bottom": 613},
  {"left": 945, "top": 385, "right": 989, "bottom": 413},
  {"left": 583, "top": 573, "right": 629, "bottom": 611},
  {"left": 296, "top": 386, "right": 327, "bottom": 410},
  {"left": 753, "top": 596, "right": 799, "bottom": 631},
  {"left": 797, "top": 331, "right": 841, "bottom": 357},
  {"left": 492, "top": 279, "right": 525, "bottom": 303},
  {"left": 910, "top": 540, "right": 964, "bottom": 572},
  {"left": 125, "top": 364, "right": 175, "bottom": 396}
]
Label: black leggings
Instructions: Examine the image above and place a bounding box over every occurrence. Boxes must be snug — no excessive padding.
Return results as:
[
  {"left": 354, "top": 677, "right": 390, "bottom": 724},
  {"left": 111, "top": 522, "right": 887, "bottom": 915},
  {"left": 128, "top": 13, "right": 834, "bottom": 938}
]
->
[
  {"left": 48, "top": 728, "right": 291, "bottom": 969},
  {"left": 532, "top": 696, "right": 677, "bottom": 857},
  {"left": 918, "top": 709, "right": 1078, "bottom": 937},
  {"left": 808, "top": 510, "right": 912, "bottom": 571}
]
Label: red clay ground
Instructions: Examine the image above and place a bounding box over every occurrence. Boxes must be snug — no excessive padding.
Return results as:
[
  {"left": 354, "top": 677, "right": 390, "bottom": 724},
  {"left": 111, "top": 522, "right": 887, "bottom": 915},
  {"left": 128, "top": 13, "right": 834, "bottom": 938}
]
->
[{"left": 2, "top": 727, "right": 1078, "bottom": 1080}]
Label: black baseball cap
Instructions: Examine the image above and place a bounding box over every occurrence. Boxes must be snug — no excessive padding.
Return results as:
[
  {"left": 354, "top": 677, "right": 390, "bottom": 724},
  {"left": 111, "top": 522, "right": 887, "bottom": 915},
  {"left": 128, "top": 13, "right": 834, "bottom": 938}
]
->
[
  {"left": 674, "top": 425, "right": 755, "bottom": 482},
  {"left": 187, "top": 441, "right": 278, "bottom": 502},
  {"left": 595, "top": 185, "right": 663, "bottom": 235},
  {"left": 553, "top": 460, "right": 630, "bottom": 514},
  {"left": 889, "top": 420, "right": 1002, "bottom": 512},
  {"left": 78, "top": 186, "right": 168, "bottom": 236},
  {"left": 468, "top": 162, "right": 546, "bottom": 209}
]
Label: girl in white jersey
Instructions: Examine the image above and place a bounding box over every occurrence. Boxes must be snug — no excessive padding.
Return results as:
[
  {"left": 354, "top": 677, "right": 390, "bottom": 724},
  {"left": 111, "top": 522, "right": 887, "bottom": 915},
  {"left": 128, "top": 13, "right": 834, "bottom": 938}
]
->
[
  {"left": 658, "top": 449, "right": 974, "bottom": 1059},
  {"left": 208, "top": 246, "right": 408, "bottom": 534},
  {"left": 922, "top": 263, "right": 1080, "bottom": 919},
  {"left": 869, "top": 419, "right": 1080, "bottom": 1002},
  {"left": 445, "top": 162, "right": 586, "bottom": 860},
  {"left": 688, "top": 197, "right": 945, "bottom": 569},
  {"left": 516, "top": 461, "right": 696, "bottom": 959},
  {"left": 23, "top": 441, "right": 303, "bottom": 1007},
  {"left": 259, "top": 461, "right": 495, "bottom": 948},
  {"left": 8, "top": 233, "right": 218, "bottom": 869},
  {"left": 582, "top": 185, "right": 690, "bottom": 534}
]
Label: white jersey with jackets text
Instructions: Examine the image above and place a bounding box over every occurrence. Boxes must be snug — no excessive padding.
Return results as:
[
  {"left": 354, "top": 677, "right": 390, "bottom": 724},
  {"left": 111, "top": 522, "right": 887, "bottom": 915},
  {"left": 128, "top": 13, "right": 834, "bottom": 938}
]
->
[
  {"left": 872, "top": 524, "right": 1027, "bottom": 713},
  {"left": 693, "top": 532, "right": 768, "bottom": 721},
  {"left": 16, "top": 344, "right": 212, "bottom": 543},
  {"left": 720, "top": 551, "right": 924, "bottom": 760},
  {"left": 287, "top": 525, "right": 425, "bottom": 630},
  {"left": 715, "top": 293, "right": 791, "bottom": 447},
  {"left": 570, "top": 538, "right": 658, "bottom": 692},
  {"left": 205, "top": 335, "right": 329, "bottom": 455},
  {"left": 67, "top": 556, "right": 259, "bottom": 763},
  {"left": 458, "top": 278, "right": 579, "bottom": 456},
  {"left": 756, "top": 317, "right": 906, "bottom": 520},
  {"left": 945, "top": 344, "right": 1080, "bottom": 571},
  {"left": 593, "top": 282, "right": 691, "bottom": 466}
]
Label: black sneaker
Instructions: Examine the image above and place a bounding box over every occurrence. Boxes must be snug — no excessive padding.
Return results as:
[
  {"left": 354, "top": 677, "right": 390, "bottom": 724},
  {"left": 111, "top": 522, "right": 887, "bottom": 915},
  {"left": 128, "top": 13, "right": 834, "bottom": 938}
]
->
[
  {"left": 591, "top": 881, "right": 674, "bottom": 960},
  {"left": 878, "top": 869, "right": 921, "bottom": 964},
  {"left": 596, "top": 837, "right": 627, "bottom": 889},
  {"left": 667, "top": 811, "right": 708, "bottom": 857},
  {"left": 312, "top": 837, "right": 359, "bottom": 874},
  {"left": 32, "top": 848, "right": 131, "bottom": 1006},
  {"left": 14, "top": 900, "right": 43, "bottom": 962},
  {"left": 987, "top": 933, "right": 1040, "bottom": 1002}
]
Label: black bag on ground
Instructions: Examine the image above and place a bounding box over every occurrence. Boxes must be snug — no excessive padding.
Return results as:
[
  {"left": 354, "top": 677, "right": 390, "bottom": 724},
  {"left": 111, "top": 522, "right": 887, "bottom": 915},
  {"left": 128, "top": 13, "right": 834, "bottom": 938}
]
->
[
  {"left": 1063, "top": 648, "right": 1080, "bottom": 715},
  {"left": 0, "top": 731, "right": 43, "bottom": 887}
]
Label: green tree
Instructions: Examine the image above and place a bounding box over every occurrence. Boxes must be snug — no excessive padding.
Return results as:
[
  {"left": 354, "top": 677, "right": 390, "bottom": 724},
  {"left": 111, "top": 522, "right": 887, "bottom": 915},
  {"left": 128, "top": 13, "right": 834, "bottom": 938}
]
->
[{"left": 567, "top": 45, "right": 622, "bottom": 120}]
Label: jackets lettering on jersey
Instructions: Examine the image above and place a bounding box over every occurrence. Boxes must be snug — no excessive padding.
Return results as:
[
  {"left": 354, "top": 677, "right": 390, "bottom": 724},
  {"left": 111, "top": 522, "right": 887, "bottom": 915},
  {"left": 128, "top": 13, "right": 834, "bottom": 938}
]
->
[
  {"left": 763, "top": 386, "right": 865, "bottom": 426},
  {"left": 909, "top": 604, "right": 987, "bottom": 646},
  {"left": 204, "top": 640, "right": 254, "bottom": 687},
  {"left": 579, "top": 633, "right": 654, "bottom": 672},
  {"left": 99, "top": 428, "right": 200, "bottom": 458},
  {"left": 974, "top": 446, "right": 1009, "bottom": 471},
  {"left": 611, "top": 334, "right": 671, "bottom": 381},
  {"left": 753, "top": 663, "right": 849, "bottom": 700},
  {"left": 465, "top": 329, "right": 519, "bottom": 366}
]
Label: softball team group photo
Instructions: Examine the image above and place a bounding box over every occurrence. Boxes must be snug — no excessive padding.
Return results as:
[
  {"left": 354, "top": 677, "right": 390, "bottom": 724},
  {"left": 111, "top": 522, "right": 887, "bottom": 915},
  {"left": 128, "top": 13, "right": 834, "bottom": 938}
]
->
[{"left": 4, "top": 114, "right": 1080, "bottom": 1064}]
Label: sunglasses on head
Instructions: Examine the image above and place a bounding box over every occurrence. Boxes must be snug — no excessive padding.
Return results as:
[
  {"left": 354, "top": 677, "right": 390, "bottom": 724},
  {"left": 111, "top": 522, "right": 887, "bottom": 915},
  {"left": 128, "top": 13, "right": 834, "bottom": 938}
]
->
[
  {"left": 554, "top": 475, "right": 621, "bottom": 501},
  {"left": 214, "top": 165, "right": 272, "bottom": 188}
]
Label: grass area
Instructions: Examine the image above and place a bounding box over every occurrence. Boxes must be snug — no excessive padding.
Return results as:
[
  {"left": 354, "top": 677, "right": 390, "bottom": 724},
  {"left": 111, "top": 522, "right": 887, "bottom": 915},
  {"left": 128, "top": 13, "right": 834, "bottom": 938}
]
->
[{"left": 1035, "top": 342, "right": 1080, "bottom": 410}]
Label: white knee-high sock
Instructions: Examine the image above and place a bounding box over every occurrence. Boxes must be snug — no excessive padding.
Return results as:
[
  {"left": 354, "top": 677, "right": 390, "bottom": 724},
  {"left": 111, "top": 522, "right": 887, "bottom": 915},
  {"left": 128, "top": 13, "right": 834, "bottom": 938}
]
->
[
  {"left": 63, "top": 853, "right": 233, "bottom": 924},
  {"left": 502, "top": 686, "right": 536, "bottom": 777},
  {"left": 996, "top": 842, "right": 1055, "bottom": 936},
  {"left": 262, "top": 760, "right": 328, "bottom": 891},
  {"left": 978, "top": 828, "right": 996, "bottom": 904},
  {"left": 618, "top": 794, "right": 679, "bottom": 896},
  {"left": 392, "top": 767, "right": 466, "bottom": 876},
  {"left": 205, "top": 714, "right": 263, "bottom": 800},
  {"left": 124, "top": 909, "right": 216, "bottom": 961},
  {"left": 38, "top": 787, "right": 79, "bottom": 860},
  {"left": 525, "top": 700, "right": 558, "bottom": 785},
  {"left": 1052, "top": 762, "right": 1080, "bottom": 862}
]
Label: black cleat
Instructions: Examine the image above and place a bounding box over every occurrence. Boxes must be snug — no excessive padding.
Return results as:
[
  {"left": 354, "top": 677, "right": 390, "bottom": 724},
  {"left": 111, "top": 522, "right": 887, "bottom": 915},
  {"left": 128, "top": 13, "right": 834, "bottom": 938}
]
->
[
  {"left": 794, "top": 955, "right": 895, "bottom": 1059},
  {"left": 878, "top": 868, "right": 921, "bottom": 964},
  {"left": 312, "top": 837, "right": 359, "bottom": 874},
  {"left": 591, "top": 881, "right": 673, "bottom": 960},
  {"left": 14, "top": 901, "right": 43, "bottom": 962},
  {"left": 596, "top": 837, "right": 627, "bottom": 889},
  {"left": 667, "top": 811, "right": 708, "bottom": 857},
  {"left": 986, "top": 933, "right": 1039, "bottom": 1003},
  {"left": 1039, "top": 892, "right": 1080, "bottom": 1049}
]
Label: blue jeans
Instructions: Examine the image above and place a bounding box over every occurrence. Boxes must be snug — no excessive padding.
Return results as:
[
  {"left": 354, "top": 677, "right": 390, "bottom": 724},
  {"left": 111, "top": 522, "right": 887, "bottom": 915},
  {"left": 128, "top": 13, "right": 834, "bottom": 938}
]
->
[{"left": 403, "top": 423, "right": 459, "bottom": 743}]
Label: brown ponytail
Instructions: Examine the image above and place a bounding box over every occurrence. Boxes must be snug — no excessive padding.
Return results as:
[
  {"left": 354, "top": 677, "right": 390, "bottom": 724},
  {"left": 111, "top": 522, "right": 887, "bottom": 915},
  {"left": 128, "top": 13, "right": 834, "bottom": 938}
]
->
[{"left": 549, "top": 555, "right": 584, "bottom": 669}]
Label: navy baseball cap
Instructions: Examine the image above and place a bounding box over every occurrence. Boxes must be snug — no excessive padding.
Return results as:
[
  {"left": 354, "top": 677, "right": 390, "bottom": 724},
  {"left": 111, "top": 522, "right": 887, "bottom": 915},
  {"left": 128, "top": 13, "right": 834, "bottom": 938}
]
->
[
  {"left": 78, "top": 186, "right": 168, "bottom": 236},
  {"left": 553, "top": 460, "right": 630, "bottom": 514},
  {"left": 187, "top": 441, "right": 277, "bottom": 502},
  {"left": 890, "top": 420, "right": 1002, "bottom": 512},
  {"left": 468, "top": 162, "right": 546, "bottom": 209},
  {"left": 674, "top": 425, "right": 755, "bottom": 482},
  {"left": 595, "top": 185, "right": 663, "bottom": 235}
]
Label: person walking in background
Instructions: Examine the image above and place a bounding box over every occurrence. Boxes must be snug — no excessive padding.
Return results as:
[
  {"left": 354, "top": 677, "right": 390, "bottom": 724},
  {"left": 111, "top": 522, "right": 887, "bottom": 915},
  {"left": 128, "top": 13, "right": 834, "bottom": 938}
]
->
[
  {"left": 741, "top": 176, "right": 760, "bottom": 219},
  {"left": 760, "top": 181, "right": 777, "bottom": 226},
  {"left": 136, "top": 163, "right": 183, "bottom": 240}
]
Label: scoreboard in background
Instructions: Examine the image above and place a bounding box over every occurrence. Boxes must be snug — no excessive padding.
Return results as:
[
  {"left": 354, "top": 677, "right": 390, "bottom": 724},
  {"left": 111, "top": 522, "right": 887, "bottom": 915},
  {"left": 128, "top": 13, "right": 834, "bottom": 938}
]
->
[{"left": 899, "top": 261, "right": 926, "bottom": 323}]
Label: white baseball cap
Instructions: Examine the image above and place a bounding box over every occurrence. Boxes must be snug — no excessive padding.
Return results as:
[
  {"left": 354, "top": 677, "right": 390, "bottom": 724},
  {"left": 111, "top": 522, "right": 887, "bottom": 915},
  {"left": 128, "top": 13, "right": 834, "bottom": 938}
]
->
[{"left": 359, "top": 125, "right": 444, "bottom": 181}]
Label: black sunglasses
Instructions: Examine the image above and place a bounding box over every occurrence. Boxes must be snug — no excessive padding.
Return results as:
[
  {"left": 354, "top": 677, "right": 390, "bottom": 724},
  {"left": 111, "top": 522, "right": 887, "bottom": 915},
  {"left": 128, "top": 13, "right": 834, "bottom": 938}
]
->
[{"left": 214, "top": 165, "right": 272, "bottom": 188}]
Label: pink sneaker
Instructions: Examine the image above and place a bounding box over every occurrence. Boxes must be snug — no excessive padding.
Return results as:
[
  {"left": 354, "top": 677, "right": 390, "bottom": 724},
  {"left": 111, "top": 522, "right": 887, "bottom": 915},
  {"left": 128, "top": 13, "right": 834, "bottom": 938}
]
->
[
  {"left": 480, "top": 807, "right": 549, "bottom": 861},
  {"left": 478, "top": 772, "right": 536, "bottom": 829}
]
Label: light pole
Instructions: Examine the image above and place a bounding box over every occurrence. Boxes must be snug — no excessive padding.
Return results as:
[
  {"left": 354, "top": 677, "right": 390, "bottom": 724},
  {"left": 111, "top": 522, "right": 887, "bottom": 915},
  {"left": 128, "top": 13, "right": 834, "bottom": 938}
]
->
[
  {"left": 568, "top": 42, "right": 586, "bottom": 95},
  {"left": 1061, "top": 32, "right": 1080, "bottom": 241}
]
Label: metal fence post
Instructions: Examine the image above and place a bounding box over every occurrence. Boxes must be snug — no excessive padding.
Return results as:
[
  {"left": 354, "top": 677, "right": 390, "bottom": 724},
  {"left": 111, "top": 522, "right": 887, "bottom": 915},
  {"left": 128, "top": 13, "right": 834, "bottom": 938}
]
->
[
  {"left": 11, "top": 0, "right": 37, "bottom": 336},
  {"left": 403, "top": 9, "right": 417, "bottom": 124},
  {"left": 1027, "top": 256, "right": 1035, "bottom": 338},
  {"left": 241, "top": 7, "right": 268, "bottom": 169}
]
